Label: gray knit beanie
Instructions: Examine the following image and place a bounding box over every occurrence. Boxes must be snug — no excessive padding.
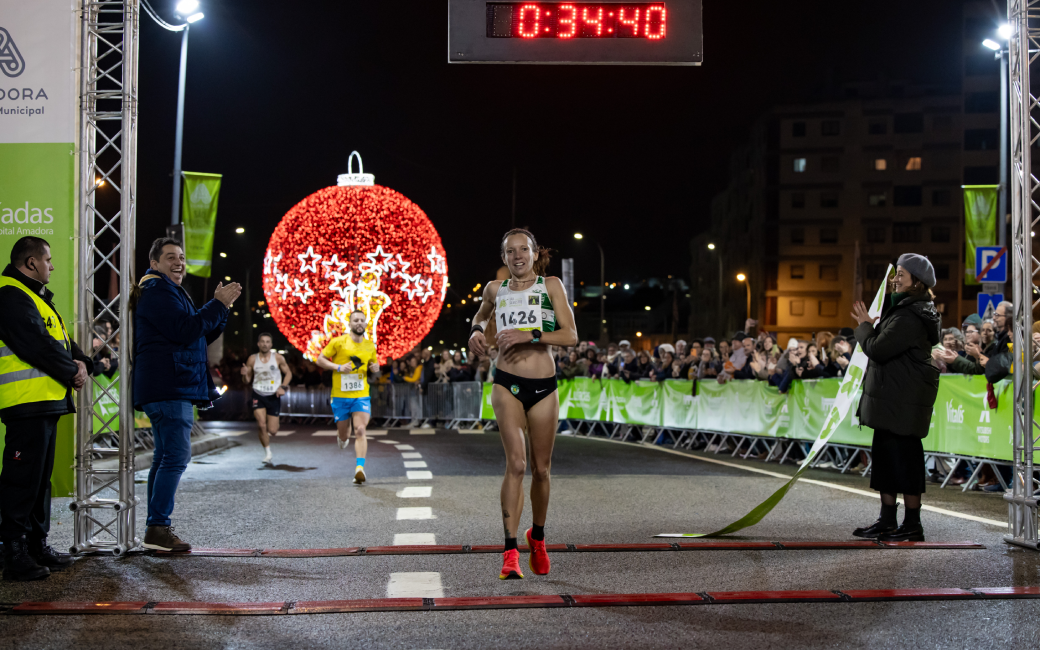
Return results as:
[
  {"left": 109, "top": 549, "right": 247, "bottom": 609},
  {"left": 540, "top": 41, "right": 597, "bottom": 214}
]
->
[{"left": 896, "top": 253, "right": 936, "bottom": 288}]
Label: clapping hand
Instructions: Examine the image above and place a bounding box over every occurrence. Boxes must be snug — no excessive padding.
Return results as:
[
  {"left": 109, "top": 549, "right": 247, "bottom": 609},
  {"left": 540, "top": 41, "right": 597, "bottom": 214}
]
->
[
  {"left": 938, "top": 348, "right": 959, "bottom": 364},
  {"left": 214, "top": 281, "right": 243, "bottom": 308},
  {"left": 850, "top": 301, "right": 872, "bottom": 325}
]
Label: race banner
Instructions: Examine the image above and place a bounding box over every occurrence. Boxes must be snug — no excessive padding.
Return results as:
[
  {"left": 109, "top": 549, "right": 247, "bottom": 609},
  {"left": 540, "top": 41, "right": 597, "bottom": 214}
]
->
[
  {"left": 962, "top": 185, "right": 998, "bottom": 286},
  {"left": 656, "top": 264, "right": 891, "bottom": 538},
  {"left": 0, "top": 0, "right": 78, "bottom": 496},
  {"left": 181, "top": 171, "right": 222, "bottom": 277}
]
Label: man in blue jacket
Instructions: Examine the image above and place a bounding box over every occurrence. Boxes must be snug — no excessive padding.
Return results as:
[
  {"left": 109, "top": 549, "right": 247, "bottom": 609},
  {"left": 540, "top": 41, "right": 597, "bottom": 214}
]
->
[{"left": 133, "top": 237, "right": 240, "bottom": 552}]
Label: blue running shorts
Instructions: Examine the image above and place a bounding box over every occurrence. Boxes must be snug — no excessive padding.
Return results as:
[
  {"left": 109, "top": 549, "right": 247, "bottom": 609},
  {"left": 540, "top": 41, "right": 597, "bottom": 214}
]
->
[{"left": 331, "top": 396, "right": 371, "bottom": 422}]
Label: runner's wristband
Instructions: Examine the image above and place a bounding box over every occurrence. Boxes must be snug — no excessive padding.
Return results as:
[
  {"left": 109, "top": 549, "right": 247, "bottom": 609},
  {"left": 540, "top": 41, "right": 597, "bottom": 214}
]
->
[{"left": 469, "top": 324, "right": 484, "bottom": 336}]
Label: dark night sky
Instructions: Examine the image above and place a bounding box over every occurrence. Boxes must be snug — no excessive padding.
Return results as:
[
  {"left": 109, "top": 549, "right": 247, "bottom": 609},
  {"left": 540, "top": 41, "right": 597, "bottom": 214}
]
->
[{"left": 135, "top": 0, "right": 974, "bottom": 295}]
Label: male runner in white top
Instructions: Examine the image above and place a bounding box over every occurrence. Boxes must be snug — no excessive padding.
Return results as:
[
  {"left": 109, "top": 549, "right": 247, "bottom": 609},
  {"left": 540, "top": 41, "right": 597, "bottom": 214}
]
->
[{"left": 241, "top": 332, "right": 292, "bottom": 464}]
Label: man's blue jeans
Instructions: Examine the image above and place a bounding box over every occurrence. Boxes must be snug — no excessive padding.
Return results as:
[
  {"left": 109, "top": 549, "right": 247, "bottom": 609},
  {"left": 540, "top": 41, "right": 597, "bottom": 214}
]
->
[{"left": 141, "top": 400, "right": 193, "bottom": 527}]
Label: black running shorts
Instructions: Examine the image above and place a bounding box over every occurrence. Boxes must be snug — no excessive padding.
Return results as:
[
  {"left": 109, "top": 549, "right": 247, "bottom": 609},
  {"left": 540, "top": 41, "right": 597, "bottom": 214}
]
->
[{"left": 493, "top": 368, "right": 557, "bottom": 412}]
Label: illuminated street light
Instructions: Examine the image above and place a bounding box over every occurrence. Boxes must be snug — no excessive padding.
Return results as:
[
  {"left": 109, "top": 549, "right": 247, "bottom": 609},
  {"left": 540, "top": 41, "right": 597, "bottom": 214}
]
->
[
  {"left": 235, "top": 227, "right": 245, "bottom": 234},
  {"left": 176, "top": 0, "right": 199, "bottom": 12},
  {"left": 186, "top": 12, "right": 204, "bottom": 22},
  {"left": 707, "top": 243, "right": 715, "bottom": 250},
  {"left": 219, "top": 252, "right": 227, "bottom": 258},
  {"left": 982, "top": 38, "right": 1000, "bottom": 51},
  {"left": 736, "top": 273, "right": 746, "bottom": 282},
  {"left": 737, "top": 273, "right": 750, "bottom": 321},
  {"left": 573, "top": 233, "right": 583, "bottom": 240},
  {"left": 644, "top": 306, "right": 651, "bottom": 311},
  {"left": 998, "top": 23, "right": 1013, "bottom": 39}
]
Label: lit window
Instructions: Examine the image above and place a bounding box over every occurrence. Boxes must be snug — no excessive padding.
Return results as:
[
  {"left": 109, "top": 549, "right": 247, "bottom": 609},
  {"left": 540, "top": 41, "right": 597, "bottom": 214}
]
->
[
  {"left": 874, "top": 158, "right": 887, "bottom": 171},
  {"left": 905, "top": 156, "right": 922, "bottom": 171},
  {"left": 793, "top": 158, "right": 807, "bottom": 172}
]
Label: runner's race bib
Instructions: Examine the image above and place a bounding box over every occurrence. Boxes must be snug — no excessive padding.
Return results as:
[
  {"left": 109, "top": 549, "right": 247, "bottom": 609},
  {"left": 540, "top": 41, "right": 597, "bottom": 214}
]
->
[
  {"left": 497, "top": 291, "right": 542, "bottom": 332},
  {"left": 340, "top": 373, "right": 364, "bottom": 393}
]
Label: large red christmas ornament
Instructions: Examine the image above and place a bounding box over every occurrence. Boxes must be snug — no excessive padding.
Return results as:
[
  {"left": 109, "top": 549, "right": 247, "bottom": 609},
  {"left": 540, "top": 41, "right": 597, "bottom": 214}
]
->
[{"left": 262, "top": 152, "right": 447, "bottom": 363}]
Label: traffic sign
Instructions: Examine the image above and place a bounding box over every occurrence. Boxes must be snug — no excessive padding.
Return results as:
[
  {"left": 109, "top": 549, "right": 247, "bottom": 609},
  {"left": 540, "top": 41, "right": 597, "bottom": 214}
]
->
[
  {"left": 448, "top": 0, "right": 703, "bottom": 64},
  {"left": 975, "top": 246, "right": 1007, "bottom": 283},
  {"left": 978, "top": 293, "right": 1003, "bottom": 319}
]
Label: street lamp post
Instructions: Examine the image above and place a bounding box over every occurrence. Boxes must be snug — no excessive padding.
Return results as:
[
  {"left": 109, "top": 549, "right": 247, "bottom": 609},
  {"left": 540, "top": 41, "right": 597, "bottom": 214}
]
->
[
  {"left": 737, "top": 273, "right": 750, "bottom": 322},
  {"left": 574, "top": 233, "right": 606, "bottom": 342},
  {"left": 708, "top": 243, "right": 723, "bottom": 332},
  {"left": 984, "top": 23, "right": 1013, "bottom": 249},
  {"left": 162, "top": 1, "right": 205, "bottom": 226}
]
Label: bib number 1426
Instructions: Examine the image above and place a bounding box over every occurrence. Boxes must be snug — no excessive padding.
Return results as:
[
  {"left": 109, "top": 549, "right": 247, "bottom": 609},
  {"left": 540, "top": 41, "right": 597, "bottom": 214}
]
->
[{"left": 499, "top": 309, "right": 537, "bottom": 329}]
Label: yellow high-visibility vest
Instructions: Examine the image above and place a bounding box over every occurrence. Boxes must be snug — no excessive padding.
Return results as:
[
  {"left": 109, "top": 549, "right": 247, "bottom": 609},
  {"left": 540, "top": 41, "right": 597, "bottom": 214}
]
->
[{"left": 0, "top": 276, "right": 70, "bottom": 409}]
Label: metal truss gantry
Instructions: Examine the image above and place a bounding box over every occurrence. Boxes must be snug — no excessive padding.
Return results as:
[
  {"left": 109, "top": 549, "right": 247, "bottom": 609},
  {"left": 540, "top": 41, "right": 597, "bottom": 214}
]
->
[
  {"left": 72, "top": 0, "right": 139, "bottom": 556},
  {"left": 1006, "top": 0, "right": 1040, "bottom": 551}
]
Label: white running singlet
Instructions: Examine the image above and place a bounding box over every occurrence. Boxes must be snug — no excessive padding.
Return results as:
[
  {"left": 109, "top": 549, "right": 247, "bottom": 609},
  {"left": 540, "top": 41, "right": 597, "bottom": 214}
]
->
[{"left": 252, "top": 353, "right": 282, "bottom": 396}]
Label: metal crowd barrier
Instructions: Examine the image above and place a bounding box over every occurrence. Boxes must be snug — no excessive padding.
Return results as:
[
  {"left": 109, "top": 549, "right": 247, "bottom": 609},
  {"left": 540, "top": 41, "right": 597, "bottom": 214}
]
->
[{"left": 274, "top": 382, "right": 486, "bottom": 429}]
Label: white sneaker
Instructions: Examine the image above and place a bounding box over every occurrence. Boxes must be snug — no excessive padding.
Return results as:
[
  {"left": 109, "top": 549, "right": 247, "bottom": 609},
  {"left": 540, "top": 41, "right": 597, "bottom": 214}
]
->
[
  {"left": 337, "top": 436, "right": 349, "bottom": 450},
  {"left": 353, "top": 466, "right": 367, "bottom": 484},
  {"left": 262, "top": 447, "right": 272, "bottom": 464}
]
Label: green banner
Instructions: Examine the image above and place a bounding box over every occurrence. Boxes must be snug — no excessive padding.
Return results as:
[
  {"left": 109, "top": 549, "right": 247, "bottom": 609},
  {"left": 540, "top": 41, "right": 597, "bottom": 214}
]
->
[
  {"left": 182, "top": 172, "right": 222, "bottom": 277},
  {"left": 92, "top": 371, "right": 120, "bottom": 434},
  {"left": 0, "top": 143, "right": 77, "bottom": 497},
  {"left": 963, "top": 185, "right": 998, "bottom": 286}
]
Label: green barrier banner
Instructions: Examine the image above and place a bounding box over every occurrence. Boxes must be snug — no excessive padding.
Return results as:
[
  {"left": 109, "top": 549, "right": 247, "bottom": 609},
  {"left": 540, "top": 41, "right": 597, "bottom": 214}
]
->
[
  {"left": 181, "top": 172, "right": 222, "bottom": 277},
  {"left": 481, "top": 382, "right": 495, "bottom": 420},
  {"left": 609, "top": 380, "right": 661, "bottom": 426},
  {"left": 963, "top": 185, "right": 998, "bottom": 286},
  {"left": 559, "top": 377, "right": 608, "bottom": 421},
  {"left": 661, "top": 380, "right": 697, "bottom": 429},
  {"left": 657, "top": 265, "right": 890, "bottom": 538},
  {"left": 92, "top": 372, "right": 120, "bottom": 434},
  {"left": 0, "top": 0, "right": 79, "bottom": 496}
]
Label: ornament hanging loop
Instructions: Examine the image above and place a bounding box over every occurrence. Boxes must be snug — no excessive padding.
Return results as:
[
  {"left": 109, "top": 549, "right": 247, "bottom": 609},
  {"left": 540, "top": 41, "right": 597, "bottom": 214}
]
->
[{"left": 338, "top": 150, "right": 375, "bottom": 187}]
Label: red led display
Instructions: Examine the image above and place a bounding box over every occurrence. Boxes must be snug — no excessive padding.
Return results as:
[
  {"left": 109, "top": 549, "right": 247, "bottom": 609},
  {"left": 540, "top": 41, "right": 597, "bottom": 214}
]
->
[{"left": 487, "top": 3, "right": 666, "bottom": 39}]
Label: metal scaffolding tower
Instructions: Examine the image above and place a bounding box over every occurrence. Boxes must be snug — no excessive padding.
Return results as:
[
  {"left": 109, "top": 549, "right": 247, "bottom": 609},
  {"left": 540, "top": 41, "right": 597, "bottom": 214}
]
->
[
  {"left": 72, "top": 0, "right": 139, "bottom": 556},
  {"left": 1006, "top": 0, "right": 1040, "bottom": 551}
]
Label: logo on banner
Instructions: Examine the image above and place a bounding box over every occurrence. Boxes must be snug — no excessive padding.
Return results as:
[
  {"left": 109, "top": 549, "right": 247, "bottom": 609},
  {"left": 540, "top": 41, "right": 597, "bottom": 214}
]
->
[
  {"left": 572, "top": 391, "right": 590, "bottom": 403},
  {"left": 945, "top": 400, "right": 964, "bottom": 424},
  {"left": 0, "top": 27, "right": 26, "bottom": 78},
  {"left": 189, "top": 183, "right": 213, "bottom": 208}
]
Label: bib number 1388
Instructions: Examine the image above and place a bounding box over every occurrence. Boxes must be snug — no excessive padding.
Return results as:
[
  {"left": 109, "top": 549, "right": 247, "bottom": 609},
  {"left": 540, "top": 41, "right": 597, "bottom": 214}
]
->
[{"left": 500, "top": 309, "right": 537, "bottom": 329}]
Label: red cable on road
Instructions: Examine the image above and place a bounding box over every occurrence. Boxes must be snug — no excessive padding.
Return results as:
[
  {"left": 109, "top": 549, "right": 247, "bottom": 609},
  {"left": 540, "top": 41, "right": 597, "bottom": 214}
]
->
[{"left": 9, "top": 586, "right": 1039, "bottom": 616}]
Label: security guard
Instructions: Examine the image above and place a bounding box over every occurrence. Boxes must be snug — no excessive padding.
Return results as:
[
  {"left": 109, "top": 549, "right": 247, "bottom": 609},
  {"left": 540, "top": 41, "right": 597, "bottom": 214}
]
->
[{"left": 0, "top": 236, "right": 92, "bottom": 581}]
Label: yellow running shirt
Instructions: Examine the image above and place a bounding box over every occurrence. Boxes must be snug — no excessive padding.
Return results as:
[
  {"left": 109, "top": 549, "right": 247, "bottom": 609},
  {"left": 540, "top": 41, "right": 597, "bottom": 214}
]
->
[{"left": 322, "top": 335, "right": 378, "bottom": 399}]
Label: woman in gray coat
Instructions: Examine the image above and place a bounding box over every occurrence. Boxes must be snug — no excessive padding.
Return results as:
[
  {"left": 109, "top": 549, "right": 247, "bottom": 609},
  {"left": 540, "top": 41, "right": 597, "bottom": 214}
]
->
[{"left": 849, "top": 254, "right": 941, "bottom": 542}]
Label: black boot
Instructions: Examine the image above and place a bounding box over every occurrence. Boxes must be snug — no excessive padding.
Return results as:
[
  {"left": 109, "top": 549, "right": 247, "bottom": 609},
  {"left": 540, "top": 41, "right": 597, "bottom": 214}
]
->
[
  {"left": 853, "top": 504, "right": 898, "bottom": 539},
  {"left": 879, "top": 507, "right": 925, "bottom": 542},
  {"left": 2, "top": 537, "right": 50, "bottom": 581},
  {"left": 28, "top": 537, "right": 74, "bottom": 571}
]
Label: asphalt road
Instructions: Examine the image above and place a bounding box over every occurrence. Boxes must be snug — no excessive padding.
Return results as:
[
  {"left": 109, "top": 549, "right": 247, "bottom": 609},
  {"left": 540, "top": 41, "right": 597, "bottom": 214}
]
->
[{"left": 1, "top": 422, "right": 1037, "bottom": 649}]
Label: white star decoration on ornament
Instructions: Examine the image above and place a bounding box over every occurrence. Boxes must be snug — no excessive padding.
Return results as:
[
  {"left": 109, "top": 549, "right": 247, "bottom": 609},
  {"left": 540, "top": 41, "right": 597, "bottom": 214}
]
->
[
  {"left": 298, "top": 246, "right": 322, "bottom": 274},
  {"left": 320, "top": 254, "right": 348, "bottom": 278},
  {"left": 398, "top": 272, "right": 423, "bottom": 300},
  {"left": 366, "top": 245, "right": 396, "bottom": 273},
  {"left": 418, "top": 276, "right": 434, "bottom": 303},
  {"left": 391, "top": 254, "right": 411, "bottom": 278},
  {"left": 292, "top": 278, "right": 314, "bottom": 303},
  {"left": 427, "top": 246, "right": 446, "bottom": 275},
  {"left": 275, "top": 272, "right": 291, "bottom": 299},
  {"left": 328, "top": 271, "right": 356, "bottom": 300},
  {"left": 440, "top": 276, "right": 448, "bottom": 302},
  {"left": 264, "top": 250, "right": 282, "bottom": 276}
]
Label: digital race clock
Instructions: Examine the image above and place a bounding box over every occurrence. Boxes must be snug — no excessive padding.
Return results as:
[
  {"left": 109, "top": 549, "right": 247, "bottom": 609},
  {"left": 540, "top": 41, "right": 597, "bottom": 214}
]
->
[{"left": 448, "top": 0, "right": 702, "bottom": 65}]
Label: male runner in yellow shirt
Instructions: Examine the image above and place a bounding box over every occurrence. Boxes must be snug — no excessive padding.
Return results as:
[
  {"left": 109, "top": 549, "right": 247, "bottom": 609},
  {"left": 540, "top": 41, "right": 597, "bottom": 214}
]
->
[{"left": 315, "top": 310, "right": 380, "bottom": 484}]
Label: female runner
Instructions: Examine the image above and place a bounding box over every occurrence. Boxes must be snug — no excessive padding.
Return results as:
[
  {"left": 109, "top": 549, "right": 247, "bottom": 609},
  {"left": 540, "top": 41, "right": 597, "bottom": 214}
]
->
[{"left": 469, "top": 229, "right": 578, "bottom": 580}]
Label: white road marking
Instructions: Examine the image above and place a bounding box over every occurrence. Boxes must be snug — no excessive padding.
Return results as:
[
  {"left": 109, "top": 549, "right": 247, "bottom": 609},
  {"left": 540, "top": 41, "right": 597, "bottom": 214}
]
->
[
  {"left": 582, "top": 437, "right": 1008, "bottom": 529},
  {"left": 272, "top": 430, "right": 295, "bottom": 436},
  {"left": 395, "top": 444, "right": 415, "bottom": 450},
  {"left": 215, "top": 430, "right": 250, "bottom": 437},
  {"left": 312, "top": 430, "right": 339, "bottom": 436},
  {"left": 407, "top": 470, "right": 433, "bottom": 480},
  {"left": 459, "top": 429, "right": 484, "bottom": 434},
  {"left": 410, "top": 429, "right": 436, "bottom": 435},
  {"left": 397, "top": 486, "right": 432, "bottom": 498},
  {"left": 404, "top": 461, "right": 428, "bottom": 469},
  {"left": 401, "top": 452, "right": 423, "bottom": 459},
  {"left": 393, "top": 533, "right": 437, "bottom": 545},
  {"left": 387, "top": 572, "right": 442, "bottom": 598},
  {"left": 378, "top": 440, "right": 400, "bottom": 445},
  {"left": 397, "top": 507, "right": 436, "bottom": 520}
]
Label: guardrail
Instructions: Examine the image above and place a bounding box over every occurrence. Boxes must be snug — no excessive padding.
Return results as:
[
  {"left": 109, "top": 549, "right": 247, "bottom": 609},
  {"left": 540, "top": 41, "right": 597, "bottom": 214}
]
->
[{"left": 273, "top": 382, "right": 484, "bottom": 427}]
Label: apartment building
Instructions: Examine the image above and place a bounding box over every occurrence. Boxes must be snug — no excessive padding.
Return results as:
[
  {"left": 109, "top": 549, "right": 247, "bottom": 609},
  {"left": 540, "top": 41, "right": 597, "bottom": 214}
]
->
[{"left": 690, "top": 2, "right": 1002, "bottom": 344}]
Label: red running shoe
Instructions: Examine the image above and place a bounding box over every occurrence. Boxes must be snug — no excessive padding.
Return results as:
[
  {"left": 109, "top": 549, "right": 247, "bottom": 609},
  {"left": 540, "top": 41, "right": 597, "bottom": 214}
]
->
[
  {"left": 525, "top": 528, "right": 551, "bottom": 575},
  {"left": 499, "top": 548, "right": 524, "bottom": 580}
]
